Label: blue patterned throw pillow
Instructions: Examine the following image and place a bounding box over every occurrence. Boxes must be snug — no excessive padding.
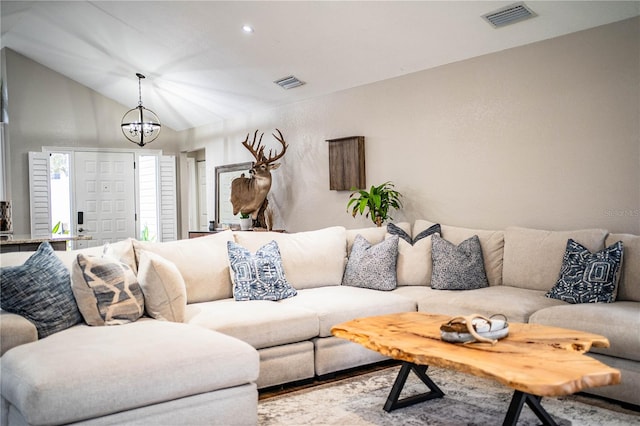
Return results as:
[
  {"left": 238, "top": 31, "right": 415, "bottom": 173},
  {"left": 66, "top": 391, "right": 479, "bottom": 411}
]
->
[
  {"left": 1, "top": 242, "right": 82, "bottom": 338},
  {"left": 387, "top": 222, "right": 441, "bottom": 245},
  {"left": 431, "top": 234, "right": 489, "bottom": 290},
  {"left": 227, "top": 240, "right": 297, "bottom": 301},
  {"left": 547, "top": 239, "right": 623, "bottom": 304},
  {"left": 342, "top": 234, "right": 399, "bottom": 291}
]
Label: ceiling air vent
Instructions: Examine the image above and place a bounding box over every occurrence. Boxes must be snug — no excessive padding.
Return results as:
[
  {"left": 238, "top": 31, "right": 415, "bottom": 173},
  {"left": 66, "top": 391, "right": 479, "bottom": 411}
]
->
[
  {"left": 274, "top": 75, "right": 305, "bottom": 90},
  {"left": 482, "top": 2, "right": 537, "bottom": 28}
]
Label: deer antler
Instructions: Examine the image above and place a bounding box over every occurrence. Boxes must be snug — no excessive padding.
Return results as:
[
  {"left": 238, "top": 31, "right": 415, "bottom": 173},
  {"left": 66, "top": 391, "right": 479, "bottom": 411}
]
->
[
  {"left": 263, "top": 129, "right": 288, "bottom": 164},
  {"left": 242, "top": 129, "right": 288, "bottom": 165},
  {"left": 242, "top": 130, "right": 266, "bottom": 162}
]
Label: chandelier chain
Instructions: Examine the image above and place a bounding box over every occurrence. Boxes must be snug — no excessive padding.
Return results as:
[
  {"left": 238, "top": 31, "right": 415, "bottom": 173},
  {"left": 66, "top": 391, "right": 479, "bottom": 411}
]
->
[
  {"left": 136, "top": 73, "right": 145, "bottom": 107},
  {"left": 121, "top": 72, "right": 161, "bottom": 147}
]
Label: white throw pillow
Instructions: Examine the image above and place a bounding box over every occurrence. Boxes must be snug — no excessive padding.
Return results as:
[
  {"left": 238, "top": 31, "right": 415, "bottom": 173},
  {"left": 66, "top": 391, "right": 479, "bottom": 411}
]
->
[
  {"left": 137, "top": 250, "right": 187, "bottom": 322},
  {"left": 103, "top": 238, "right": 138, "bottom": 274},
  {"left": 387, "top": 222, "right": 440, "bottom": 286}
]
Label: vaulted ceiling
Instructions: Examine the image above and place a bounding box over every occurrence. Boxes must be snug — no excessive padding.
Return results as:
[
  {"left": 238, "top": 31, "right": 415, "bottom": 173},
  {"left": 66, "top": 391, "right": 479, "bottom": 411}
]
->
[{"left": 2, "top": 1, "right": 638, "bottom": 131}]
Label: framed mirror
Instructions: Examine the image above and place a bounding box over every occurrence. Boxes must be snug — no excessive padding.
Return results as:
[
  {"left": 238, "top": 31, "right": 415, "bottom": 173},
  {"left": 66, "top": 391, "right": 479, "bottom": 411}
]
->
[{"left": 215, "top": 162, "right": 252, "bottom": 227}]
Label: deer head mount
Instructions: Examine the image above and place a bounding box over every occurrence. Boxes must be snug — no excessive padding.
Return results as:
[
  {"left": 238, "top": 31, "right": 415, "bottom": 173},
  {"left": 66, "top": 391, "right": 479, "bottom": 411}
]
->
[{"left": 230, "top": 129, "right": 288, "bottom": 224}]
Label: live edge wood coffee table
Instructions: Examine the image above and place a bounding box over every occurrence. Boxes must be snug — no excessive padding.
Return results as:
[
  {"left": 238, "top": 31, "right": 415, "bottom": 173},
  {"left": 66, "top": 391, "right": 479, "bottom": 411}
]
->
[{"left": 331, "top": 312, "right": 621, "bottom": 426}]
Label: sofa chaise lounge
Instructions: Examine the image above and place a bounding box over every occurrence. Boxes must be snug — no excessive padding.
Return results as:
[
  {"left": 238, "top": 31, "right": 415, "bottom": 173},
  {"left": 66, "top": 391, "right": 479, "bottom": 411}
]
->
[{"left": 1, "top": 221, "right": 638, "bottom": 425}]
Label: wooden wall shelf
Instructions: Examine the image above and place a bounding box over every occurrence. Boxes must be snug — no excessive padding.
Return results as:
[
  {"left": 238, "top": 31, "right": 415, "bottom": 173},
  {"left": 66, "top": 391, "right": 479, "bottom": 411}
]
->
[{"left": 326, "top": 136, "right": 365, "bottom": 191}]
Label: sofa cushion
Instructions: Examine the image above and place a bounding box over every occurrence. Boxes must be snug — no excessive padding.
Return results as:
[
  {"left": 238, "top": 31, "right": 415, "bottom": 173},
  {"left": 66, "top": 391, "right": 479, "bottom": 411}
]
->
[
  {"left": 388, "top": 222, "right": 440, "bottom": 286},
  {"left": 136, "top": 250, "right": 187, "bottom": 322},
  {"left": 227, "top": 240, "right": 297, "bottom": 301},
  {"left": 71, "top": 253, "right": 144, "bottom": 326},
  {"left": 415, "top": 220, "right": 504, "bottom": 287},
  {"left": 502, "top": 227, "right": 608, "bottom": 291},
  {"left": 49, "top": 245, "right": 108, "bottom": 270},
  {"left": 342, "top": 234, "right": 399, "bottom": 291},
  {"left": 431, "top": 234, "right": 489, "bottom": 290},
  {"left": 1, "top": 243, "right": 130, "bottom": 272},
  {"left": 185, "top": 300, "right": 318, "bottom": 349},
  {"left": 530, "top": 301, "right": 640, "bottom": 362},
  {"left": 0, "top": 242, "right": 82, "bottom": 338},
  {"left": 414, "top": 285, "right": 566, "bottom": 323},
  {"left": 0, "top": 251, "right": 39, "bottom": 267},
  {"left": 256, "top": 341, "right": 315, "bottom": 389},
  {"left": 0, "top": 320, "right": 259, "bottom": 426},
  {"left": 234, "top": 226, "right": 347, "bottom": 290},
  {"left": 279, "top": 286, "right": 416, "bottom": 337},
  {"left": 134, "top": 230, "right": 235, "bottom": 303},
  {"left": 546, "top": 239, "right": 623, "bottom": 304},
  {"left": 346, "top": 226, "right": 388, "bottom": 253},
  {"left": 607, "top": 233, "right": 640, "bottom": 302}
]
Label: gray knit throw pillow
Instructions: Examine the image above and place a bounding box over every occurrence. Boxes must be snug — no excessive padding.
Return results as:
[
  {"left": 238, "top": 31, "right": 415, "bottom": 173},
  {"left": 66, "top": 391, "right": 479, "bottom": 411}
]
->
[
  {"left": 342, "top": 234, "right": 399, "bottom": 291},
  {"left": 1, "top": 242, "right": 83, "bottom": 337},
  {"left": 431, "top": 234, "right": 489, "bottom": 290}
]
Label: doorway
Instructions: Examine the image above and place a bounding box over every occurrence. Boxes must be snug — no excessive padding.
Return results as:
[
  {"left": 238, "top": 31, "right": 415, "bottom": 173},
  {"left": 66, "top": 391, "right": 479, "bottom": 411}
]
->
[
  {"left": 74, "top": 151, "right": 136, "bottom": 248},
  {"left": 29, "top": 149, "right": 177, "bottom": 246},
  {"left": 186, "top": 149, "right": 208, "bottom": 232}
]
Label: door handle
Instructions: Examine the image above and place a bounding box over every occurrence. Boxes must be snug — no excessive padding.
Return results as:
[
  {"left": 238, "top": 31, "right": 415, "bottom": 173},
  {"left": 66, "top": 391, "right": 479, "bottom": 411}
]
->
[{"left": 78, "top": 227, "right": 85, "bottom": 233}]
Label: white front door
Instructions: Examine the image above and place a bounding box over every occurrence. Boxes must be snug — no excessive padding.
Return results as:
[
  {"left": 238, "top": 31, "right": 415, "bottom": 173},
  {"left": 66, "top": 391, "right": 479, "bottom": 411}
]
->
[{"left": 74, "top": 151, "right": 136, "bottom": 248}]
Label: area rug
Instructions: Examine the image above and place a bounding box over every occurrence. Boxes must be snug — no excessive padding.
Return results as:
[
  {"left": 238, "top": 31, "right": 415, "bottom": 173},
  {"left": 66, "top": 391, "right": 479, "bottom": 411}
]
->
[{"left": 258, "top": 365, "right": 639, "bottom": 425}]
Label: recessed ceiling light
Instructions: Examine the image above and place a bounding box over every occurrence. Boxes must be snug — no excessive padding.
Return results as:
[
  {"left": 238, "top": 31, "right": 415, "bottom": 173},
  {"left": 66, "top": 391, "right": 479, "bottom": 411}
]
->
[{"left": 242, "top": 25, "right": 254, "bottom": 33}]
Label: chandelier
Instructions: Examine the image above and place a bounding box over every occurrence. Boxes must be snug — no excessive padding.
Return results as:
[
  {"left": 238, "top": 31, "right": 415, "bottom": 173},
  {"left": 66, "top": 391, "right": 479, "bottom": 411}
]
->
[{"left": 121, "top": 73, "right": 161, "bottom": 147}]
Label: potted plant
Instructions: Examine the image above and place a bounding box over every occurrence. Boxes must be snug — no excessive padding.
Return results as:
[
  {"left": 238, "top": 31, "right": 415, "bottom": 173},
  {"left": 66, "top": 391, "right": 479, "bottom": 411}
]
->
[
  {"left": 346, "top": 181, "right": 403, "bottom": 227},
  {"left": 239, "top": 212, "right": 253, "bottom": 231}
]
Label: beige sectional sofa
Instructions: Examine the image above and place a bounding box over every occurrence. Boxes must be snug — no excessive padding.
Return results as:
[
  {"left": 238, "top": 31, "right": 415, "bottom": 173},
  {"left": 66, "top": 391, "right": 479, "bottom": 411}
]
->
[{"left": 1, "top": 221, "right": 638, "bottom": 425}]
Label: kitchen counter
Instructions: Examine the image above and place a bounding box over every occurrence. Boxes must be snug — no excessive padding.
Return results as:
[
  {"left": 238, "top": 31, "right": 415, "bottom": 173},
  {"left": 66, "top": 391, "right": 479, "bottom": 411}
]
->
[{"left": 0, "top": 235, "right": 92, "bottom": 253}]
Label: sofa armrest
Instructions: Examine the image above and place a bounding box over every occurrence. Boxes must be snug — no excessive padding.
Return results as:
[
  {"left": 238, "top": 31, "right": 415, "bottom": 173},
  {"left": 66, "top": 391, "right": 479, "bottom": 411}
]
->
[{"left": 0, "top": 311, "right": 37, "bottom": 356}]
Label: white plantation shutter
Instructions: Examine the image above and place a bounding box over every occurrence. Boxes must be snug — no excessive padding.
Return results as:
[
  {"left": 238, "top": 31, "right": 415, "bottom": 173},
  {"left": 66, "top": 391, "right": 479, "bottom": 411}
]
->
[
  {"left": 158, "top": 155, "right": 177, "bottom": 242},
  {"left": 28, "top": 152, "right": 51, "bottom": 238}
]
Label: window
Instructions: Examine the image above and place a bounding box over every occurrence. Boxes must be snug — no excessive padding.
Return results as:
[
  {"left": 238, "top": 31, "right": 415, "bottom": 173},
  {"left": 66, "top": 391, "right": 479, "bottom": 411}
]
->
[
  {"left": 138, "top": 155, "right": 158, "bottom": 241},
  {"left": 49, "top": 152, "right": 71, "bottom": 237}
]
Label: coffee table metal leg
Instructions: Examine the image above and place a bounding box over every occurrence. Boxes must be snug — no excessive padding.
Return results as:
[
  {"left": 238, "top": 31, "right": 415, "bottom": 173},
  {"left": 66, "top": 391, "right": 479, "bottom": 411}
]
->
[
  {"left": 503, "top": 390, "right": 558, "bottom": 426},
  {"left": 383, "top": 362, "right": 445, "bottom": 412}
]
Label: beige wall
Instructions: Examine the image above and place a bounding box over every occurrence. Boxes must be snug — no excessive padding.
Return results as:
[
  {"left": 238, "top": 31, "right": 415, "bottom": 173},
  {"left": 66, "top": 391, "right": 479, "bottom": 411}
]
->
[
  {"left": 2, "top": 17, "right": 638, "bottom": 238},
  {"left": 181, "top": 17, "right": 639, "bottom": 235},
  {"left": 2, "top": 49, "right": 184, "bottom": 235}
]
